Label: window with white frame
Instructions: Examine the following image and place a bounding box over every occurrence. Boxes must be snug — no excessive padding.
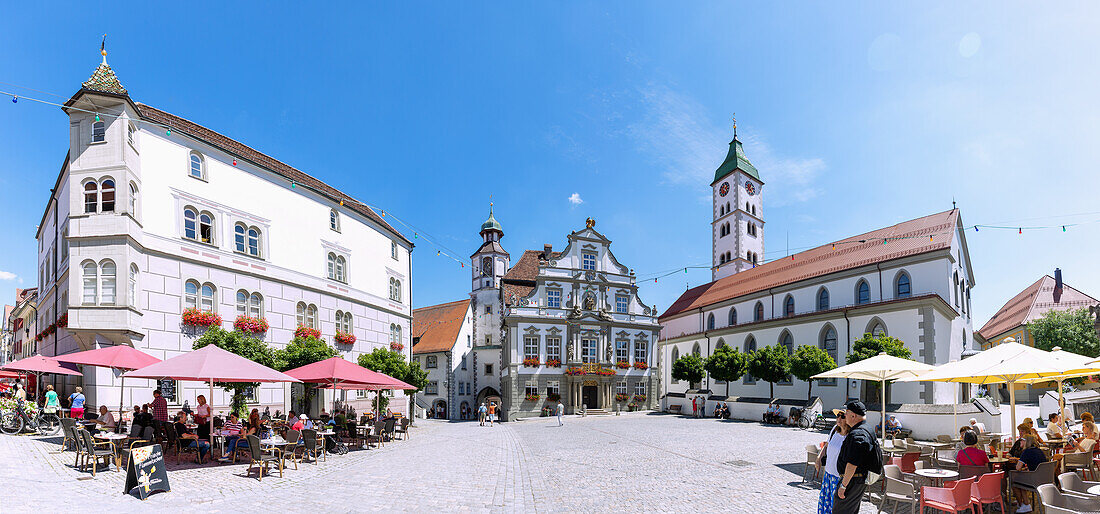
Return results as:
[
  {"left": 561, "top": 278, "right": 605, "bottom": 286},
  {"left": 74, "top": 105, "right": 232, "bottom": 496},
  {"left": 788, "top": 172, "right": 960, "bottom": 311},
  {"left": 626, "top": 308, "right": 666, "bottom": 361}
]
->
[
  {"left": 426, "top": 381, "right": 438, "bottom": 395},
  {"left": 857, "top": 280, "right": 871, "bottom": 305},
  {"left": 83, "top": 178, "right": 116, "bottom": 214},
  {"left": 546, "top": 337, "right": 561, "bottom": 362},
  {"left": 296, "top": 302, "right": 317, "bottom": 328},
  {"left": 189, "top": 152, "right": 205, "bottom": 180},
  {"left": 581, "top": 251, "right": 597, "bottom": 271},
  {"left": 183, "top": 208, "right": 215, "bottom": 244},
  {"left": 547, "top": 381, "right": 559, "bottom": 398},
  {"left": 129, "top": 264, "right": 138, "bottom": 307},
  {"left": 128, "top": 182, "right": 138, "bottom": 216},
  {"left": 236, "top": 290, "right": 263, "bottom": 318},
  {"left": 234, "top": 224, "right": 263, "bottom": 258},
  {"left": 461, "top": 355, "right": 467, "bottom": 370},
  {"left": 581, "top": 338, "right": 597, "bottom": 363},
  {"left": 895, "top": 272, "right": 911, "bottom": 299},
  {"left": 391, "top": 241, "right": 398, "bottom": 260},
  {"left": 634, "top": 382, "right": 646, "bottom": 396},
  {"left": 426, "top": 355, "right": 438, "bottom": 368},
  {"left": 524, "top": 381, "right": 538, "bottom": 397},
  {"left": 127, "top": 122, "right": 136, "bottom": 147},
  {"left": 615, "top": 339, "right": 628, "bottom": 363},
  {"left": 327, "top": 252, "right": 347, "bottom": 282},
  {"left": 634, "top": 340, "right": 647, "bottom": 364},
  {"left": 82, "top": 261, "right": 98, "bottom": 305},
  {"left": 523, "top": 336, "right": 539, "bottom": 361},
  {"left": 616, "top": 294, "right": 628, "bottom": 314},
  {"left": 330, "top": 209, "right": 340, "bottom": 232},
  {"left": 99, "top": 260, "right": 116, "bottom": 305},
  {"left": 60, "top": 226, "right": 68, "bottom": 262},
  {"left": 390, "top": 323, "right": 402, "bottom": 345},
  {"left": 820, "top": 326, "right": 838, "bottom": 385},
  {"left": 389, "top": 277, "right": 402, "bottom": 302},
  {"left": 670, "top": 348, "right": 680, "bottom": 383},
  {"left": 547, "top": 288, "right": 562, "bottom": 308},
  {"left": 616, "top": 382, "right": 627, "bottom": 395},
  {"left": 92, "top": 120, "right": 106, "bottom": 143}
]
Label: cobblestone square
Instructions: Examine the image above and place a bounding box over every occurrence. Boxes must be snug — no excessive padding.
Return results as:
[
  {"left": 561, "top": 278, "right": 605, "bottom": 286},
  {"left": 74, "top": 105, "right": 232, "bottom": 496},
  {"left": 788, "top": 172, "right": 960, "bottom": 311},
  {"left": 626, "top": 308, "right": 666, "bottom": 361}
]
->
[{"left": 1, "top": 413, "right": 875, "bottom": 512}]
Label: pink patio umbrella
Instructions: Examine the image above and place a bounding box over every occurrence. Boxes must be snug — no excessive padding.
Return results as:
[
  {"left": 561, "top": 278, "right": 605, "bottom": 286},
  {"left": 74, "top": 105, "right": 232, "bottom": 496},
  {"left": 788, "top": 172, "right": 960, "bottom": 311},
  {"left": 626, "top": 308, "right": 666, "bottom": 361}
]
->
[
  {"left": 0, "top": 370, "right": 25, "bottom": 379},
  {"left": 2, "top": 355, "right": 82, "bottom": 405},
  {"left": 125, "top": 345, "right": 300, "bottom": 443},
  {"left": 285, "top": 357, "right": 414, "bottom": 414},
  {"left": 57, "top": 345, "right": 162, "bottom": 423}
]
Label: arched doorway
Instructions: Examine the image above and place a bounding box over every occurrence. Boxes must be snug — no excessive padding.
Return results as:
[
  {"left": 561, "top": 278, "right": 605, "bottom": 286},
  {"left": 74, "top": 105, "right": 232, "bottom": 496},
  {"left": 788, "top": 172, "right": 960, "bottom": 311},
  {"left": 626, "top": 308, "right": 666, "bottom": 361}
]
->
[
  {"left": 476, "top": 387, "right": 501, "bottom": 409},
  {"left": 432, "top": 399, "right": 447, "bottom": 419}
]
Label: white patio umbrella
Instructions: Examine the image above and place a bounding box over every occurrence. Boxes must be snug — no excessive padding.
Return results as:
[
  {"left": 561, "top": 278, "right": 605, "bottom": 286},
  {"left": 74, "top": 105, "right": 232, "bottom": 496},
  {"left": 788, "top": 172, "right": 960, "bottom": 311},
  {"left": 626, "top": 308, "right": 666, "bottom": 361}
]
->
[
  {"left": 812, "top": 352, "right": 935, "bottom": 443},
  {"left": 899, "top": 339, "right": 1097, "bottom": 440},
  {"left": 1017, "top": 347, "right": 1100, "bottom": 428}
]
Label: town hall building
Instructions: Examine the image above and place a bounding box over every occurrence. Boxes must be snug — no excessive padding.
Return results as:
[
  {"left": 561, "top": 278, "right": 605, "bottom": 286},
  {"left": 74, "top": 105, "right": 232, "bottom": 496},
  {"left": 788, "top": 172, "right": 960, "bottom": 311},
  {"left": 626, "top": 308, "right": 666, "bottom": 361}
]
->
[{"left": 659, "top": 131, "right": 978, "bottom": 410}]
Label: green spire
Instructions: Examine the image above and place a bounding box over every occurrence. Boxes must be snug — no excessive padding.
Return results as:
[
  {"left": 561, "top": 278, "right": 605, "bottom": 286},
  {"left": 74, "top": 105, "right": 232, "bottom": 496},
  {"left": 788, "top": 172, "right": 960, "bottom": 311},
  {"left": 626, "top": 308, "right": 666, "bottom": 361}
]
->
[
  {"left": 481, "top": 203, "right": 502, "bottom": 232},
  {"left": 711, "top": 136, "right": 760, "bottom": 185}
]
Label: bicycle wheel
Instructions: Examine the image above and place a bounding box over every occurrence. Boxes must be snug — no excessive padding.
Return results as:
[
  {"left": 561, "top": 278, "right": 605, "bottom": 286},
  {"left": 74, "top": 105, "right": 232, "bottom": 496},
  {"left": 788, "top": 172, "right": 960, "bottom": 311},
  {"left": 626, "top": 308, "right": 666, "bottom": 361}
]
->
[
  {"left": 798, "top": 416, "right": 811, "bottom": 429},
  {"left": 37, "top": 414, "right": 61, "bottom": 435},
  {"left": 0, "top": 413, "right": 24, "bottom": 435}
]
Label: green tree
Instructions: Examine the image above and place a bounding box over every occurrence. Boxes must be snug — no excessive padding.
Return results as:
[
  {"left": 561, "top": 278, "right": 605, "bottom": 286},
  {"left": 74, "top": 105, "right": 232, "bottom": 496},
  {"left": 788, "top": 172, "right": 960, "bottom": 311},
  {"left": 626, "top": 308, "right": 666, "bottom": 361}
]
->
[
  {"left": 275, "top": 335, "right": 338, "bottom": 412},
  {"left": 847, "top": 333, "right": 912, "bottom": 404},
  {"left": 357, "top": 348, "right": 425, "bottom": 413},
  {"left": 671, "top": 353, "right": 706, "bottom": 387},
  {"left": 748, "top": 344, "right": 792, "bottom": 399},
  {"left": 1030, "top": 308, "right": 1100, "bottom": 357},
  {"left": 790, "top": 345, "right": 837, "bottom": 402},
  {"left": 704, "top": 345, "right": 749, "bottom": 396},
  {"left": 403, "top": 362, "right": 429, "bottom": 394},
  {"left": 192, "top": 326, "right": 278, "bottom": 417}
]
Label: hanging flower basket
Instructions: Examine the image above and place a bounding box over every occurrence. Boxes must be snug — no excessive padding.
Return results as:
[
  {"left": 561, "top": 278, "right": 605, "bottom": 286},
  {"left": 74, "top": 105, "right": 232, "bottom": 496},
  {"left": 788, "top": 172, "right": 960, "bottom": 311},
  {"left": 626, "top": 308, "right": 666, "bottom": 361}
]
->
[
  {"left": 522, "top": 358, "right": 541, "bottom": 367},
  {"left": 295, "top": 325, "right": 321, "bottom": 339},
  {"left": 56, "top": 313, "right": 67, "bottom": 328},
  {"left": 234, "top": 315, "right": 269, "bottom": 334},
  {"left": 524, "top": 393, "right": 540, "bottom": 402},
  {"left": 633, "top": 394, "right": 647, "bottom": 402},
  {"left": 182, "top": 308, "right": 222, "bottom": 328},
  {"left": 545, "top": 359, "right": 561, "bottom": 368},
  {"left": 616, "top": 360, "right": 630, "bottom": 369},
  {"left": 615, "top": 393, "right": 629, "bottom": 402},
  {"left": 335, "top": 331, "right": 357, "bottom": 345},
  {"left": 390, "top": 342, "right": 404, "bottom": 351},
  {"left": 632, "top": 361, "right": 648, "bottom": 370}
]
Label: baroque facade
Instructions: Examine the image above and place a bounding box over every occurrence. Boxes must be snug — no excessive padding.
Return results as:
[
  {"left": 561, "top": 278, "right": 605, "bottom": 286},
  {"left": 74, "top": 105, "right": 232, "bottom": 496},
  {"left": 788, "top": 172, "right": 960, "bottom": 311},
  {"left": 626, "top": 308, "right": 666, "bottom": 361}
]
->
[
  {"left": 32, "top": 53, "right": 413, "bottom": 416},
  {"left": 660, "top": 132, "right": 977, "bottom": 410}
]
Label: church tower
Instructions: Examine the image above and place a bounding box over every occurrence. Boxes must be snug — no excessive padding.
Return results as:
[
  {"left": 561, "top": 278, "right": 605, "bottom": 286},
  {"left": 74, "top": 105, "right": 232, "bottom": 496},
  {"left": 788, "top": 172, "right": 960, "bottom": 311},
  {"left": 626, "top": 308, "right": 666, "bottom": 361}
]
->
[
  {"left": 470, "top": 204, "right": 509, "bottom": 345},
  {"left": 711, "top": 129, "right": 764, "bottom": 281}
]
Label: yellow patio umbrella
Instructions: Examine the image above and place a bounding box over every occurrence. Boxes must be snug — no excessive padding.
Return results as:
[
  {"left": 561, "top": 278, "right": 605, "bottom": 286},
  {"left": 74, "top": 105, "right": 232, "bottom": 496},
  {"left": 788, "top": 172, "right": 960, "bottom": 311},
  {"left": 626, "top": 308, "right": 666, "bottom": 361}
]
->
[
  {"left": 812, "top": 352, "right": 935, "bottom": 443},
  {"left": 898, "top": 339, "right": 1098, "bottom": 440}
]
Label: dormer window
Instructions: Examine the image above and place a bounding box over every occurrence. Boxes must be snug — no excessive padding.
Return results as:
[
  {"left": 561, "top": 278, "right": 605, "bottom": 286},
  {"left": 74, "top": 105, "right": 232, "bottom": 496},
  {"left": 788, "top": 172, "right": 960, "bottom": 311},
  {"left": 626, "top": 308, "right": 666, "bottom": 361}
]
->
[
  {"left": 92, "top": 120, "right": 106, "bottom": 143},
  {"left": 582, "top": 251, "right": 597, "bottom": 271}
]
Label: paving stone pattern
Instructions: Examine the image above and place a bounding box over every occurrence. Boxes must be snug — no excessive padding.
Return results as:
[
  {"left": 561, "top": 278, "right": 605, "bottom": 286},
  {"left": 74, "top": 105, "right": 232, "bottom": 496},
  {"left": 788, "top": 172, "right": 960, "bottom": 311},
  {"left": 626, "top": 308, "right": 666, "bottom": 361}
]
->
[{"left": 0, "top": 414, "right": 876, "bottom": 512}]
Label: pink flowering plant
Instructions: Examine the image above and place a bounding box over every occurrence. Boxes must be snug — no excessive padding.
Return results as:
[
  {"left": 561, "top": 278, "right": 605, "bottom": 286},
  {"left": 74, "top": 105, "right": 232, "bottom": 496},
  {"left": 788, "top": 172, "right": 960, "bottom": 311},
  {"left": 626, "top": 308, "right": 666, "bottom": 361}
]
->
[
  {"left": 234, "top": 315, "right": 269, "bottom": 334},
  {"left": 335, "top": 331, "right": 357, "bottom": 345},
  {"left": 182, "top": 308, "right": 222, "bottom": 327}
]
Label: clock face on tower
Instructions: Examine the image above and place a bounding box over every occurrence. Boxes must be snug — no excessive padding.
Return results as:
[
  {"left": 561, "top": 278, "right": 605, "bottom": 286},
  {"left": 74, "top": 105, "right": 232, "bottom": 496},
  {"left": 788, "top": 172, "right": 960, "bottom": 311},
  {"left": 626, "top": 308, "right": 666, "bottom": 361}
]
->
[
  {"left": 744, "top": 181, "right": 756, "bottom": 196},
  {"left": 718, "top": 181, "right": 730, "bottom": 197}
]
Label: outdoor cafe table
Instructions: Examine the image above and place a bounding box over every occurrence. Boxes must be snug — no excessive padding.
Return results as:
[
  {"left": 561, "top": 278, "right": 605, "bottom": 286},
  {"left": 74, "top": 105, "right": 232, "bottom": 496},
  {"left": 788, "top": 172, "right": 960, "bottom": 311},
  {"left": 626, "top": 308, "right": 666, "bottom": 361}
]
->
[
  {"left": 316, "top": 430, "right": 335, "bottom": 459},
  {"left": 914, "top": 468, "right": 959, "bottom": 488},
  {"left": 1089, "top": 485, "right": 1100, "bottom": 496},
  {"left": 94, "top": 432, "right": 129, "bottom": 469},
  {"left": 260, "top": 437, "right": 296, "bottom": 468}
]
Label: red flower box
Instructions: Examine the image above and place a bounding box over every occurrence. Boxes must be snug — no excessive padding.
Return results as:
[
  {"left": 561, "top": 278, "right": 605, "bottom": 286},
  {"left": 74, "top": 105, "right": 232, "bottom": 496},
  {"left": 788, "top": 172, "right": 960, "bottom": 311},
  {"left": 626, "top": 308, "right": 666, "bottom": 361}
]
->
[
  {"left": 633, "top": 394, "right": 647, "bottom": 402},
  {"left": 545, "top": 359, "right": 561, "bottom": 368},
  {"left": 632, "top": 361, "right": 648, "bottom": 370},
  {"left": 524, "top": 393, "right": 540, "bottom": 402},
  {"left": 335, "top": 331, "right": 357, "bottom": 345},
  {"left": 234, "top": 315, "right": 269, "bottom": 334},
  {"left": 182, "top": 308, "right": 222, "bottom": 328},
  {"left": 615, "top": 393, "right": 629, "bottom": 402},
  {"left": 522, "top": 358, "right": 541, "bottom": 367},
  {"left": 596, "top": 367, "right": 617, "bottom": 376},
  {"left": 565, "top": 367, "right": 585, "bottom": 376},
  {"left": 616, "top": 360, "right": 630, "bottom": 369},
  {"left": 295, "top": 325, "right": 321, "bottom": 339}
]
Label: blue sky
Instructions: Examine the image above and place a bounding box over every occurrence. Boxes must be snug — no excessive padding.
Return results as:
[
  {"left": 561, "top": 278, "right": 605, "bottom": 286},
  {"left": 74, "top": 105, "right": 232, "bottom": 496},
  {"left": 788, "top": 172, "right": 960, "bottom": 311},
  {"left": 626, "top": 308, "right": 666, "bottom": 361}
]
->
[{"left": 2, "top": 3, "right": 1100, "bottom": 328}]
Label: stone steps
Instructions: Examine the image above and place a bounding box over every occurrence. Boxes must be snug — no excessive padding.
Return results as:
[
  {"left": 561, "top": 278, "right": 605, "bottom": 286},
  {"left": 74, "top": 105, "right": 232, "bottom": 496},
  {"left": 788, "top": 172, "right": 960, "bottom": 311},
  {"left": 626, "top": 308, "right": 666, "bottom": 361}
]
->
[{"left": 584, "top": 409, "right": 611, "bottom": 416}]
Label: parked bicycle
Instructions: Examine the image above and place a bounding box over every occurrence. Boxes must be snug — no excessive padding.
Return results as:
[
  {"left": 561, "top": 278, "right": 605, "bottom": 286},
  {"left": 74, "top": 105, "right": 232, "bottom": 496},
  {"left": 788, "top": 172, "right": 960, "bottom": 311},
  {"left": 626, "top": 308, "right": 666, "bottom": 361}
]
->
[
  {"left": 0, "top": 399, "right": 61, "bottom": 435},
  {"left": 799, "top": 411, "right": 826, "bottom": 430}
]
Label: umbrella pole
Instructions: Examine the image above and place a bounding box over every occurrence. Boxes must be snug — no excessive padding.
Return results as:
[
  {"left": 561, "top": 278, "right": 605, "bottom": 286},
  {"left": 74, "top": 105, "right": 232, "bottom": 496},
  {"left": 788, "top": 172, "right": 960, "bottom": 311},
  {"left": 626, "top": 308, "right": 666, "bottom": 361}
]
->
[
  {"left": 209, "top": 379, "right": 214, "bottom": 452},
  {"left": 953, "top": 382, "right": 958, "bottom": 434},
  {"left": 881, "top": 378, "right": 887, "bottom": 445},
  {"left": 1058, "top": 379, "right": 1065, "bottom": 428},
  {"left": 1009, "top": 380, "right": 1018, "bottom": 440},
  {"left": 119, "top": 372, "right": 126, "bottom": 426}
]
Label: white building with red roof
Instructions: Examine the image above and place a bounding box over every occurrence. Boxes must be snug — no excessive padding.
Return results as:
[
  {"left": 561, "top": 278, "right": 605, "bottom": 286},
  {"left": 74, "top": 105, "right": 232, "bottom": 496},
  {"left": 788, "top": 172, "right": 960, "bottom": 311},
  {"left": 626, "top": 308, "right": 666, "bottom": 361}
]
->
[
  {"left": 31, "top": 50, "right": 413, "bottom": 417},
  {"left": 659, "top": 135, "right": 977, "bottom": 411}
]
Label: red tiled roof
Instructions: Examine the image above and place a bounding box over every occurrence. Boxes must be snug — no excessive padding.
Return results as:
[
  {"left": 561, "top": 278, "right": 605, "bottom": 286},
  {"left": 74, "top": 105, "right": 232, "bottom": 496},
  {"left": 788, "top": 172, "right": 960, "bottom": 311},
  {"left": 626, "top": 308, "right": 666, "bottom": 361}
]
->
[
  {"left": 412, "top": 299, "right": 470, "bottom": 354},
  {"left": 977, "top": 275, "right": 1100, "bottom": 340},
  {"left": 135, "top": 104, "right": 411, "bottom": 246},
  {"left": 660, "top": 210, "right": 960, "bottom": 320},
  {"left": 501, "top": 250, "right": 550, "bottom": 306}
]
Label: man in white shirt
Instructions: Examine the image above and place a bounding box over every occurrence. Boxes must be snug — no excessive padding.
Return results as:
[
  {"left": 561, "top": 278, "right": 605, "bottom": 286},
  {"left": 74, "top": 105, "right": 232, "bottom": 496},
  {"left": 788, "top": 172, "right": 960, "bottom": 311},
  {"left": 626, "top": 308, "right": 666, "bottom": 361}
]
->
[
  {"left": 94, "top": 405, "right": 116, "bottom": 429},
  {"left": 1047, "top": 412, "right": 1066, "bottom": 439},
  {"left": 969, "top": 418, "right": 986, "bottom": 433}
]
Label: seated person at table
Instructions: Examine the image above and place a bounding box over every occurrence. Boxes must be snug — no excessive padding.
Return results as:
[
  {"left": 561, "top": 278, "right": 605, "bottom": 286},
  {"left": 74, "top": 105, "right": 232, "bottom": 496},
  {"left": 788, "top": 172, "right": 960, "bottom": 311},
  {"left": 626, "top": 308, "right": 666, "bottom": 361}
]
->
[
  {"left": 885, "top": 416, "right": 903, "bottom": 436},
  {"left": 94, "top": 405, "right": 116, "bottom": 430},
  {"left": 291, "top": 413, "right": 309, "bottom": 431},
  {"left": 218, "top": 413, "right": 250, "bottom": 462},
  {"left": 1083, "top": 412, "right": 1095, "bottom": 424},
  {"left": 969, "top": 418, "right": 986, "bottom": 434},
  {"left": 173, "top": 412, "right": 210, "bottom": 461},
  {"left": 1069, "top": 420, "right": 1098, "bottom": 453},
  {"left": 1022, "top": 417, "right": 1044, "bottom": 443},
  {"left": 334, "top": 410, "right": 347, "bottom": 427},
  {"left": 955, "top": 430, "right": 990, "bottom": 466},
  {"left": 1046, "top": 412, "right": 1067, "bottom": 440},
  {"left": 955, "top": 426, "right": 974, "bottom": 453},
  {"left": 286, "top": 410, "right": 299, "bottom": 428},
  {"left": 385, "top": 408, "right": 394, "bottom": 419},
  {"left": 1013, "top": 435, "right": 1048, "bottom": 513}
]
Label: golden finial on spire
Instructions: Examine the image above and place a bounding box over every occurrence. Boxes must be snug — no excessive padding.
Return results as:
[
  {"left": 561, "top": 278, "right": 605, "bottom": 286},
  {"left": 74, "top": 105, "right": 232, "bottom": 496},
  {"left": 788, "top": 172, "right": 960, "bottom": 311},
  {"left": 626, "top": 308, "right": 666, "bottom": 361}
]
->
[
  {"left": 731, "top": 113, "right": 737, "bottom": 138},
  {"left": 100, "top": 34, "right": 108, "bottom": 64}
]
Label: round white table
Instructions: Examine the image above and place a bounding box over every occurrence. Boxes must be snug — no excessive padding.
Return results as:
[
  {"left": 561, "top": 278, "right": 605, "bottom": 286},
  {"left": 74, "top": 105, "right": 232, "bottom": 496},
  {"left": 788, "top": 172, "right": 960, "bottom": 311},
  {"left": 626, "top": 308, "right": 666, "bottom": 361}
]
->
[
  {"left": 915, "top": 468, "right": 959, "bottom": 488},
  {"left": 94, "top": 432, "right": 129, "bottom": 469}
]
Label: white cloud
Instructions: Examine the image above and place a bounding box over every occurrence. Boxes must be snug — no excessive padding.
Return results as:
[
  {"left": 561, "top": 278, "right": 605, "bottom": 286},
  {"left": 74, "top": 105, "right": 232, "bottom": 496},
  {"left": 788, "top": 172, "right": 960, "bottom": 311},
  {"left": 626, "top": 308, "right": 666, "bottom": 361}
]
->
[
  {"left": 626, "top": 84, "right": 825, "bottom": 205},
  {"left": 0, "top": 271, "right": 16, "bottom": 281},
  {"left": 568, "top": 193, "right": 584, "bottom": 206}
]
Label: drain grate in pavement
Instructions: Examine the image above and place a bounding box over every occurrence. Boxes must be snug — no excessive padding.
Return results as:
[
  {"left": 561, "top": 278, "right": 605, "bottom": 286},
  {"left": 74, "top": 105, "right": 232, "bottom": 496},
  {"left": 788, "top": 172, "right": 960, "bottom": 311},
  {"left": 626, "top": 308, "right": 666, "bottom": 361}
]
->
[{"left": 724, "top": 459, "right": 754, "bottom": 467}]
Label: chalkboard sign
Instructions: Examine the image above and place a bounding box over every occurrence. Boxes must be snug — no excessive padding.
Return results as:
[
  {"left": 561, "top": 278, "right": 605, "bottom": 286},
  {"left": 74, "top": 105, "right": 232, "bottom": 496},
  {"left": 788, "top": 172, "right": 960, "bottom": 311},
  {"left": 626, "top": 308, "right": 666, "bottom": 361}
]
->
[{"left": 124, "top": 444, "right": 170, "bottom": 500}]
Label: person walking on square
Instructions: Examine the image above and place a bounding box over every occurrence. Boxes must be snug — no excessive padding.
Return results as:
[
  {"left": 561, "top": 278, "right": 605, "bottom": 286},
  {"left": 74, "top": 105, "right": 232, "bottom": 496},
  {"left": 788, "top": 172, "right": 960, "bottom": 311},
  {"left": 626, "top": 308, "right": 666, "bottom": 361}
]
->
[
  {"left": 478, "top": 402, "right": 487, "bottom": 426},
  {"left": 834, "top": 401, "right": 883, "bottom": 514},
  {"left": 691, "top": 396, "right": 698, "bottom": 417},
  {"left": 488, "top": 402, "right": 496, "bottom": 427},
  {"left": 556, "top": 400, "right": 564, "bottom": 427},
  {"left": 151, "top": 389, "right": 169, "bottom": 440}
]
